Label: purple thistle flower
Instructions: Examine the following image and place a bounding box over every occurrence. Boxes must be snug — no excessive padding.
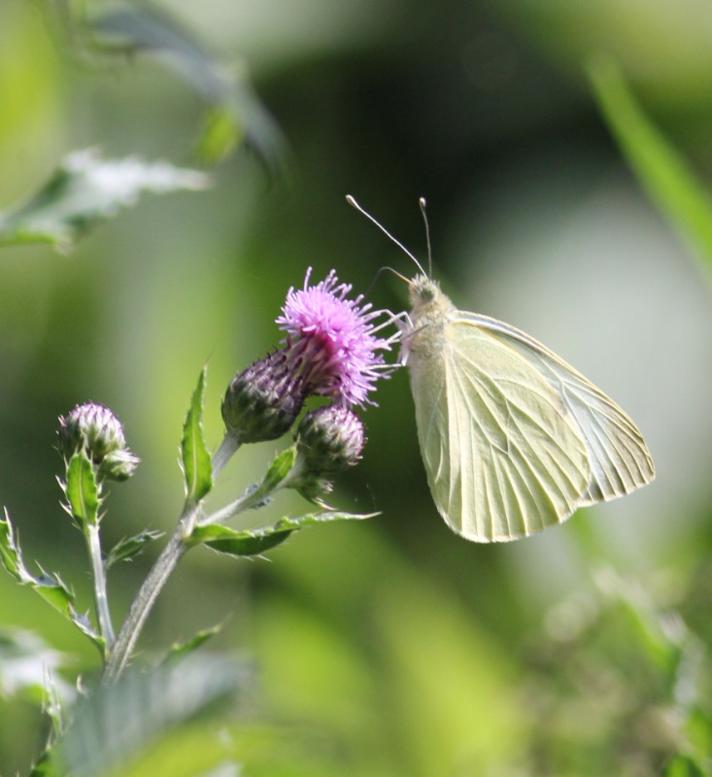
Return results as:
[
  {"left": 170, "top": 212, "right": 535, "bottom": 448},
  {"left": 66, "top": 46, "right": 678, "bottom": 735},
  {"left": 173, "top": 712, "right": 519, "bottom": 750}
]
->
[{"left": 276, "top": 268, "right": 397, "bottom": 407}]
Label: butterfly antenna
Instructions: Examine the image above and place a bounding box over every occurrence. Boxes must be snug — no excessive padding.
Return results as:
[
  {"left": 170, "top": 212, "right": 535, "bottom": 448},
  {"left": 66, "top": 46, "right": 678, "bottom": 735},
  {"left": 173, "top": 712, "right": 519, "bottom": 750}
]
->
[
  {"left": 419, "top": 197, "right": 433, "bottom": 278},
  {"left": 366, "top": 265, "right": 411, "bottom": 296},
  {"left": 346, "top": 194, "right": 427, "bottom": 277}
]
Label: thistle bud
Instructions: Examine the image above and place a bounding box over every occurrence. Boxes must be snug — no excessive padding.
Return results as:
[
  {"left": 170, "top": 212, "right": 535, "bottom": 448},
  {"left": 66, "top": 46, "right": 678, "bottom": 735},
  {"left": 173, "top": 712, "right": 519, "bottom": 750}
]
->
[
  {"left": 99, "top": 448, "right": 141, "bottom": 482},
  {"left": 296, "top": 405, "right": 365, "bottom": 472},
  {"left": 222, "top": 350, "right": 305, "bottom": 444},
  {"left": 58, "top": 402, "right": 139, "bottom": 481}
]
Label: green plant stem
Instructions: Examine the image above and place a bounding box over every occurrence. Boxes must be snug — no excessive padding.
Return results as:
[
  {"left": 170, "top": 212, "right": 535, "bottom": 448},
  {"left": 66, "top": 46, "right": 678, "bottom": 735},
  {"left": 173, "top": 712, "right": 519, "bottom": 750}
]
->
[
  {"left": 86, "top": 523, "right": 114, "bottom": 653},
  {"left": 212, "top": 433, "right": 240, "bottom": 478},
  {"left": 200, "top": 481, "right": 280, "bottom": 527},
  {"left": 103, "top": 440, "right": 240, "bottom": 684},
  {"left": 103, "top": 506, "right": 195, "bottom": 684}
]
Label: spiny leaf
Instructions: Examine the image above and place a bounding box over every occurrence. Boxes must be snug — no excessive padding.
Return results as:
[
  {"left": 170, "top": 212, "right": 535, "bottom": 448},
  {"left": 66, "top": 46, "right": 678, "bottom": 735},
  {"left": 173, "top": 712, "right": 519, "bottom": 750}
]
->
[
  {"left": 163, "top": 623, "right": 223, "bottom": 664},
  {"left": 0, "top": 510, "right": 103, "bottom": 652},
  {"left": 589, "top": 55, "right": 712, "bottom": 269},
  {"left": 65, "top": 450, "right": 99, "bottom": 529},
  {"left": 191, "top": 511, "right": 378, "bottom": 558},
  {"left": 181, "top": 366, "right": 213, "bottom": 504},
  {"left": 104, "top": 529, "right": 164, "bottom": 570},
  {"left": 261, "top": 445, "right": 297, "bottom": 493},
  {"left": 0, "top": 148, "right": 209, "bottom": 252}
]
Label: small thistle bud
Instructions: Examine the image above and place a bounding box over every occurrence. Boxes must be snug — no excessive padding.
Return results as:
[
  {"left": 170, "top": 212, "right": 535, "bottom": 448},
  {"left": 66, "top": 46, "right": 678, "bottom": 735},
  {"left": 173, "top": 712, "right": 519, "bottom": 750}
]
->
[
  {"left": 296, "top": 405, "right": 365, "bottom": 473},
  {"left": 58, "top": 402, "right": 139, "bottom": 481},
  {"left": 222, "top": 350, "right": 306, "bottom": 444},
  {"left": 100, "top": 448, "right": 141, "bottom": 482}
]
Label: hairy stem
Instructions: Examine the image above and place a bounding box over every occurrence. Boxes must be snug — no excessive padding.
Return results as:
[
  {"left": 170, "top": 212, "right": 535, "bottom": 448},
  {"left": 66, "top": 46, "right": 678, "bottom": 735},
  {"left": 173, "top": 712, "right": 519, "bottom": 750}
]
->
[
  {"left": 103, "top": 512, "right": 192, "bottom": 683},
  {"left": 86, "top": 523, "right": 114, "bottom": 653}
]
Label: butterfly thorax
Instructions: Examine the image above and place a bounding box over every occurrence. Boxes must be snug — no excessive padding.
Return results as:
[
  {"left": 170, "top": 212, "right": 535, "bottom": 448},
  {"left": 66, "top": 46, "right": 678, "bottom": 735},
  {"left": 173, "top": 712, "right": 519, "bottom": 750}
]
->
[{"left": 404, "top": 275, "right": 455, "bottom": 362}]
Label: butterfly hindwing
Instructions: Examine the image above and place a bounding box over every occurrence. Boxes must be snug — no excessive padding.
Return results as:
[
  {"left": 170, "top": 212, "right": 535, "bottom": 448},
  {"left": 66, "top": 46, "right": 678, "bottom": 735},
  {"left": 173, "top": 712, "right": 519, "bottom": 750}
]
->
[
  {"left": 460, "top": 312, "right": 656, "bottom": 505},
  {"left": 408, "top": 316, "right": 592, "bottom": 542}
]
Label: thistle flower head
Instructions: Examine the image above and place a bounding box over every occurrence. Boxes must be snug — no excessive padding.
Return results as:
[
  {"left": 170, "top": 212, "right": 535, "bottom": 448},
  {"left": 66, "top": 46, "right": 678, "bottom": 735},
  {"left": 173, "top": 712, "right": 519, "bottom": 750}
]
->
[
  {"left": 297, "top": 404, "right": 365, "bottom": 472},
  {"left": 58, "top": 402, "right": 139, "bottom": 480},
  {"left": 222, "top": 350, "right": 306, "bottom": 443},
  {"left": 276, "top": 268, "right": 396, "bottom": 407}
]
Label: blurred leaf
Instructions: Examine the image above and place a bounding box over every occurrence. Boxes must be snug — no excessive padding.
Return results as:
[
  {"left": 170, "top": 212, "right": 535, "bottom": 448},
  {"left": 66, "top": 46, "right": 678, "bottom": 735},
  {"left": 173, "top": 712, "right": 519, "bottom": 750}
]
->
[
  {"left": 64, "top": 450, "right": 99, "bottom": 529},
  {"left": 0, "top": 627, "right": 73, "bottom": 704},
  {"left": 87, "top": 3, "right": 285, "bottom": 170},
  {"left": 663, "top": 755, "right": 705, "bottom": 777},
  {"left": 163, "top": 623, "right": 223, "bottom": 664},
  {"left": 30, "top": 750, "right": 61, "bottom": 777},
  {"left": 181, "top": 367, "right": 213, "bottom": 504},
  {"left": 104, "top": 530, "right": 164, "bottom": 570},
  {"left": 54, "top": 654, "right": 246, "bottom": 777},
  {"left": 191, "top": 511, "right": 377, "bottom": 558},
  {"left": 195, "top": 107, "right": 243, "bottom": 166},
  {"left": 0, "top": 148, "right": 209, "bottom": 252},
  {"left": 589, "top": 55, "right": 712, "bottom": 269},
  {"left": 0, "top": 509, "right": 104, "bottom": 651}
]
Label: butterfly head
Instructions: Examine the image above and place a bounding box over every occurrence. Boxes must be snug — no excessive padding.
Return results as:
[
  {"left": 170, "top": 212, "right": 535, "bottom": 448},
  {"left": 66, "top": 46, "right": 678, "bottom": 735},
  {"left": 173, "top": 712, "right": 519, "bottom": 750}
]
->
[{"left": 409, "top": 273, "right": 451, "bottom": 319}]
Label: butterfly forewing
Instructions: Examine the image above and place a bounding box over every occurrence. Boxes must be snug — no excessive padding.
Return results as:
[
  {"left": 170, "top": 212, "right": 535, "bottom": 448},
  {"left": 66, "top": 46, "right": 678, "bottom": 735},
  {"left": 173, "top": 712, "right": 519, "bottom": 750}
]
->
[
  {"left": 409, "top": 316, "right": 592, "bottom": 542},
  {"left": 460, "top": 313, "right": 656, "bottom": 505}
]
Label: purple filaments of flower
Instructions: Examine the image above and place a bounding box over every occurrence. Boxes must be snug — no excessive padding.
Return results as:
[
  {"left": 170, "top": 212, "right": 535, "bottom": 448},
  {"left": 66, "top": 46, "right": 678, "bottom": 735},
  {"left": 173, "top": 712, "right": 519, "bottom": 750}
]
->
[{"left": 276, "top": 268, "right": 399, "bottom": 407}]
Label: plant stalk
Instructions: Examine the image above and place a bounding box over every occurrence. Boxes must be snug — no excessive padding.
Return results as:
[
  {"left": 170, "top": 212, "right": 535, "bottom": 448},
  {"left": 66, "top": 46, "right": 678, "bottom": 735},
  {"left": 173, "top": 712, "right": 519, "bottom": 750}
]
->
[
  {"left": 86, "top": 522, "right": 115, "bottom": 653},
  {"left": 103, "top": 440, "right": 241, "bottom": 683}
]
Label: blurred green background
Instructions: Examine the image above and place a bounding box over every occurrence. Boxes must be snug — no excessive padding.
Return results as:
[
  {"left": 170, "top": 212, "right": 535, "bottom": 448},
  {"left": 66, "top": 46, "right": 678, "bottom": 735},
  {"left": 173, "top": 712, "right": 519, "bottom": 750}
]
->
[{"left": 1, "top": 1, "right": 712, "bottom": 774}]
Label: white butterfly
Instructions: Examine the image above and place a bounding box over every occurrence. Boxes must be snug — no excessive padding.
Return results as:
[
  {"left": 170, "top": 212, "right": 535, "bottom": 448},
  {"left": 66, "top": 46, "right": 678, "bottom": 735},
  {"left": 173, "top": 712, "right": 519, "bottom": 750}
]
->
[{"left": 348, "top": 195, "right": 655, "bottom": 543}]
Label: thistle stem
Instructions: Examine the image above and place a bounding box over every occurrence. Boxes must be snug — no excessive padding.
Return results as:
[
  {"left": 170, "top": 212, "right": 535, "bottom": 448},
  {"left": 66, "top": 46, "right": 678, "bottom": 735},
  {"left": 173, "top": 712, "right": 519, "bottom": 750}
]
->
[
  {"left": 212, "top": 434, "right": 241, "bottom": 478},
  {"left": 200, "top": 482, "right": 280, "bottom": 527},
  {"left": 103, "top": 441, "right": 241, "bottom": 684},
  {"left": 86, "top": 523, "right": 115, "bottom": 654}
]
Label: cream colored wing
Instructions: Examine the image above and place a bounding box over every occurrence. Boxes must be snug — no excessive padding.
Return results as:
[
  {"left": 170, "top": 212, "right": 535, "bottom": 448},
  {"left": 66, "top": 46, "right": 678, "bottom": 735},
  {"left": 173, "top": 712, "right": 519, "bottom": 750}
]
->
[
  {"left": 460, "top": 312, "right": 656, "bottom": 504},
  {"left": 408, "top": 319, "right": 592, "bottom": 542}
]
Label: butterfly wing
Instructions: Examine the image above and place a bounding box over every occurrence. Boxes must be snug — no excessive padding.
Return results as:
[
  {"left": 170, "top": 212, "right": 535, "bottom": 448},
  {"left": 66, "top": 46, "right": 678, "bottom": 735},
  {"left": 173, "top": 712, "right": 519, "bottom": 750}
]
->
[
  {"left": 462, "top": 312, "right": 656, "bottom": 505},
  {"left": 408, "top": 316, "right": 592, "bottom": 542}
]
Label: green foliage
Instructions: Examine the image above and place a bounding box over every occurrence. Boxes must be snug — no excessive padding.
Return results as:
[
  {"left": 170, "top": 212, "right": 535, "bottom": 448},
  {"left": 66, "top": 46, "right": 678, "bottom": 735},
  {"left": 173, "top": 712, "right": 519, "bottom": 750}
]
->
[
  {"left": 181, "top": 367, "right": 213, "bottom": 505},
  {"left": 0, "top": 627, "right": 71, "bottom": 705},
  {"left": 104, "top": 530, "right": 164, "bottom": 570},
  {"left": 261, "top": 445, "right": 298, "bottom": 493},
  {"left": 84, "top": 2, "right": 285, "bottom": 170},
  {"left": 63, "top": 450, "right": 99, "bottom": 529},
  {"left": 0, "top": 149, "right": 209, "bottom": 252},
  {"left": 191, "top": 511, "right": 377, "bottom": 558},
  {"left": 663, "top": 756, "right": 705, "bottom": 777},
  {"left": 163, "top": 624, "right": 223, "bottom": 664},
  {"left": 0, "top": 510, "right": 103, "bottom": 652},
  {"left": 589, "top": 55, "right": 712, "bottom": 270},
  {"left": 52, "top": 655, "right": 245, "bottom": 777}
]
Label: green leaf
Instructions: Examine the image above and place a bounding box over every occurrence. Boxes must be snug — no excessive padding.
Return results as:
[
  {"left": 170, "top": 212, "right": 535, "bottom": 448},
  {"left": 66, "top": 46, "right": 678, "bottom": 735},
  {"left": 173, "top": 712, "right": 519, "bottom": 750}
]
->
[
  {"left": 105, "top": 529, "right": 164, "bottom": 570},
  {"left": 54, "top": 655, "right": 245, "bottom": 776},
  {"left": 262, "top": 445, "right": 297, "bottom": 493},
  {"left": 163, "top": 623, "right": 223, "bottom": 664},
  {"left": 181, "top": 367, "right": 213, "bottom": 504},
  {"left": 0, "top": 510, "right": 104, "bottom": 652},
  {"left": 588, "top": 55, "right": 712, "bottom": 269},
  {"left": 64, "top": 450, "right": 99, "bottom": 529},
  {"left": 0, "top": 148, "right": 209, "bottom": 252},
  {"left": 29, "top": 749, "right": 60, "bottom": 777},
  {"left": 191, "top": 511, "right": 378, "bottom": 558},
  {"left": 88, "top": 4, "right": 285, "bottom": 171},
  {"left": 663, "top": 755, "right": 705, "bottom": 777},
  {"left": 0, "top": 627, "right": 73, "bottom": 704}
]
